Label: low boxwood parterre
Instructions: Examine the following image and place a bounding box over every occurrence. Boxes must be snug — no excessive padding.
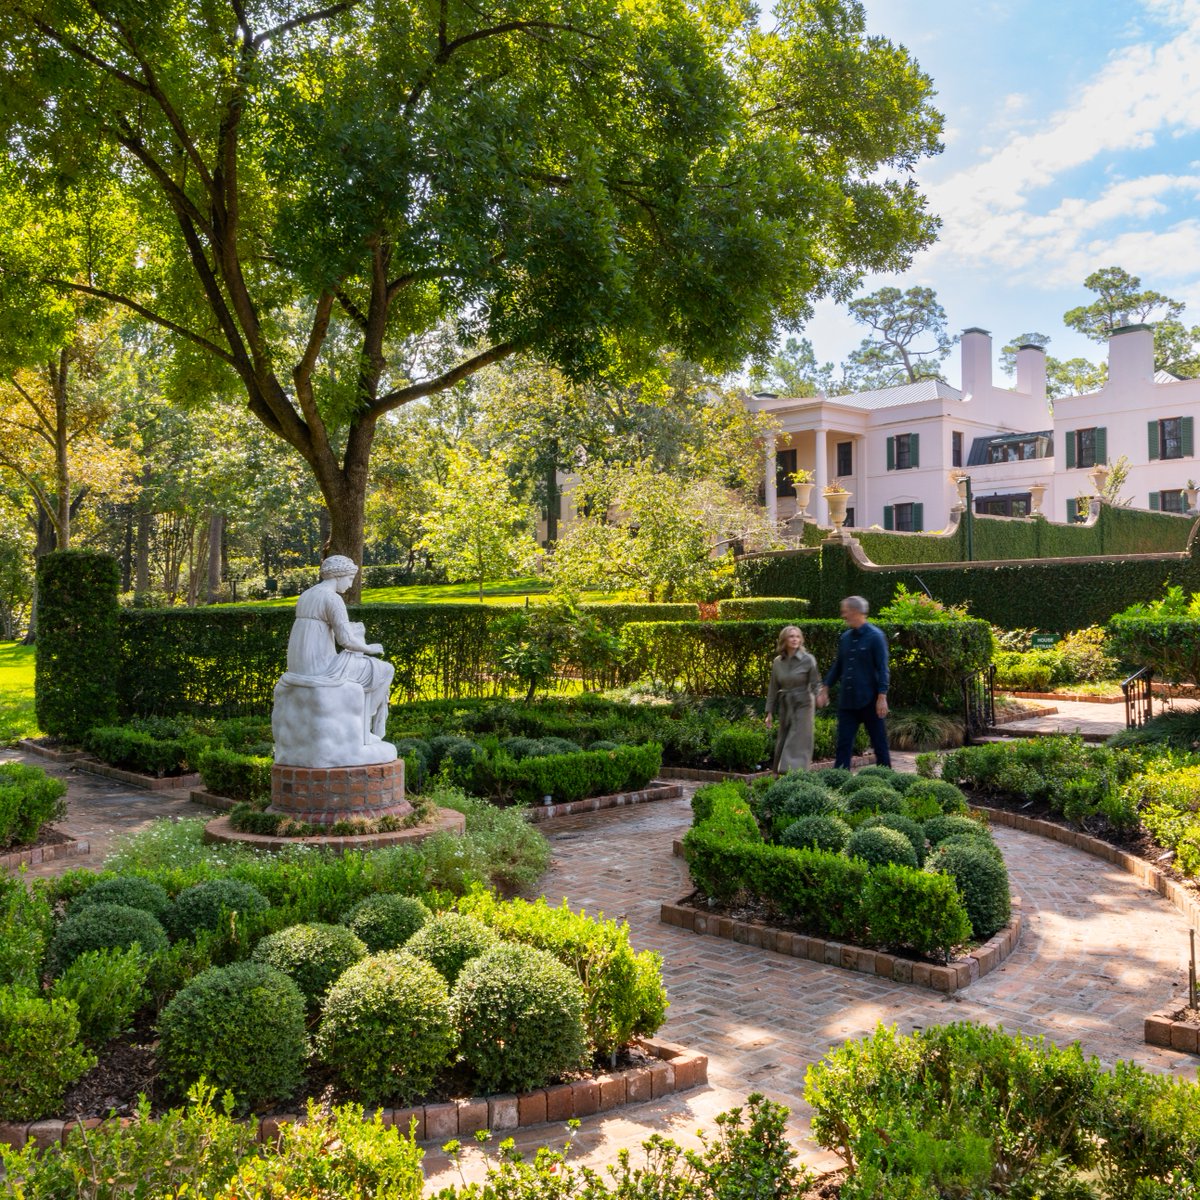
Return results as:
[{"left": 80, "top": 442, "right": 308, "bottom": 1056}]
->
[{"left": 0, "top": 761, "right": 67, "bottom": 850}]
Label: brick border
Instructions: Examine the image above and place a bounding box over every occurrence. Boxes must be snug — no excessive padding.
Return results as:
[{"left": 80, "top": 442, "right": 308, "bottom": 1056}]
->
[
  {"left": 1145, "top": 1011, "right": 1200, "bottom": 1055},
  {"left": 523, "top": 782, "right": 682, "bottom": 822},
  {"left": 660, "top": 754, "right": 878, "bottom": 785},
  {"left": 0, "top": 1036, "right": 706, "bottom": 1151},
  {"left": 76, "top": 759, "right": 202, "bottom": 792},
  {"left": 18, "top": 739, "right": 86, "bottom": 764},
  {"left": 0, "top": 836, "right": 90, "bottom": 872},
  {"left": 660, "top": 896, "right": 1021, "bottom": 994},
  {"left": 203, "top": 806, "right": 466, "bottom": 852}
]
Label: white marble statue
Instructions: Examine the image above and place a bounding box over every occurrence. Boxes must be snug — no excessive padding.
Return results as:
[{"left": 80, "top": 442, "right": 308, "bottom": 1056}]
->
[{"left": 271, "top": 555, "right": 397, "bottom": 768}]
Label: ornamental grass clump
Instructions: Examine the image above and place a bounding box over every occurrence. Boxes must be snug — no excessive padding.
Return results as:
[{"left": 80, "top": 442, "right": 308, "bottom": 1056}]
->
[
  {"left": 49, "top": 903, "right": 168, "bottom": 976},
  {"left": 453, "top": 943, "right": 589, "bottom": 1093},
  {"left": 251, "top": 923, "right": 368, "bottom": 1009},
  {"left": 317, "top": 952, "right": 457, "bottom": 1106},
  {"left": 340, "top": 893, "right": 432, "bottom": 952}
]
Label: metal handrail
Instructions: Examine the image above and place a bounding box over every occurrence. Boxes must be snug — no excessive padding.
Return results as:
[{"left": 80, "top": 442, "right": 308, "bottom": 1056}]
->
[
  {"left": 1121, "top": 666, "right": 1154, "bottom": 730},
  {"left": 961, "top": 663, "right": 996, "bottom": 743}
]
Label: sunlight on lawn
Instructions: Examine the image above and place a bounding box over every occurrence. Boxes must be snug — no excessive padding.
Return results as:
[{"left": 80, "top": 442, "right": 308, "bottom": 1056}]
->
[
  {"left": 234, "top": 577, "right": 617, "bottom": 607},
  {"left": 0, "top": 641, "right": 39, "bottom": 744}
]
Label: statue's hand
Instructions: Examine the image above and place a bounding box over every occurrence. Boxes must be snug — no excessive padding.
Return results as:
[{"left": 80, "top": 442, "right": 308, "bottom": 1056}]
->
[{"left": 365, "top": 643, "right": 384, "bottom": 656}]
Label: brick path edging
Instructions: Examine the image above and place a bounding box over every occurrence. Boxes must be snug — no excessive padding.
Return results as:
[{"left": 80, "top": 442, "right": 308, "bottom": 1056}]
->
[
  {"left": 0, "top": 836, "right": 90, "bottom": 872},
  {"left": 0, "top": 1036, "right": 707, "bottom": 1152},
  {"left": 1145, "top": 1012, "right": 1200, "bottom": 1055},
  {"left": 523, "top": 782, "right": 683, "bottom": 822},
  {"left": 18, "top": 739, "right": 86, "bottom": 764},
  {"left": 659, "top": 754, "right": 878, "bottom": 785},
  {"left": 660, "top": 897, "right": 1022, "bottom": 995},
  {"left": 74, "top": 760, "right": 202, "bottom": 792},
  {"left": 975, "top": 806, "right": 1200, "bottom": 929}
]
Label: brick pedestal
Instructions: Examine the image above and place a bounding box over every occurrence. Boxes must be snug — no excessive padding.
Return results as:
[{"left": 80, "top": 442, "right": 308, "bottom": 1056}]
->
[{"left": 269, "top": 760, "right": 410, "bottom": 826}]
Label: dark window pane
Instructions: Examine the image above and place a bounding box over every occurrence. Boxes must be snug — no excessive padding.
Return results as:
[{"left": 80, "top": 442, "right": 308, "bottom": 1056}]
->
[
  {"left": 894, "top": 502, "right": 914, "bottom": 531},
  {"left": 1162, "top": 418, "right": 1183, "bottom": 460},
  {"left": 836, "top": 441, "right": 853, "bottom": 476},
  {"left": 1076, "top": 428, "right": 1096, "bottom": 469},
  {"left": 775, "top": 448, "right": 797, "bottom": 496},
  {"left": 1161, "top": 488, "right": 1186, "bottom": 512},
  {"left": 952, "top": 431, "right": 963, "bottom": 468},
  {"left": 895, "top": 434, "right": 912, "bottom": 470}
]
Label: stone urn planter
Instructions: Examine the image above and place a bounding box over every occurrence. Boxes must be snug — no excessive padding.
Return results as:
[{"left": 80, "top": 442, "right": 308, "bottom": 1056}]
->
[
  {"left": 1029, "top": 482, "right": 1047, "bottom": 516},
  {"left": 793, "top": 481, "right": 815, "bottom": 519},
  {"left": 950, "top": 471, "right": 968, "bottom": 509},
  {"left": 824, "top": 487, "right": 852, "bottom": 533},
  {"left": 1186, "top": 484, "right": 1199, "bottom": 515},
  {"left": 1089, "top": 463, "right": 1109, "bottom": 496}
]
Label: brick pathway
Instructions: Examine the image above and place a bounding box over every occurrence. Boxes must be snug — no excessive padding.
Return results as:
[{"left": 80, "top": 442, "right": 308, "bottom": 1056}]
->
[{"left": 5, "top": 750, "right": 1198, "bottom": 1185}]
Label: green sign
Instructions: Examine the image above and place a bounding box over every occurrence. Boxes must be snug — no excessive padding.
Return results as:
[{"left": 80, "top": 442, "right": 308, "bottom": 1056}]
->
[{"left": 1031, "top": 633, "right": 1060, "bottom": 649}]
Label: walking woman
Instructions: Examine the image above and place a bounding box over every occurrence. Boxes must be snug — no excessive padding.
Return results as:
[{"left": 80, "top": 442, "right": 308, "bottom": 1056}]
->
[{"left": 765, "top": 625, "right": 821, "bottom": 773}]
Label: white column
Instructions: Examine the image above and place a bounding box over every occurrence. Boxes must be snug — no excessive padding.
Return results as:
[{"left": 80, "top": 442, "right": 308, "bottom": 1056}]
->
[
  {"left": 765, "top": 433, "right": 778, "bottom": 524},
  {"left": 813, "top": 428, "right": 828, "bottom": 525},
  {"left": 856, "top": 435, "right": 868, "bottom": 528}
]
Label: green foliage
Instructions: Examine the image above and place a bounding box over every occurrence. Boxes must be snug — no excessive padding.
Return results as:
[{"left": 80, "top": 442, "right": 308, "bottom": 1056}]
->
[
  {"left": 812, "top": 766, "right": 853, "bottom": 789},
  {"left": 860, "top": 866, "right": 971, "bottom": 961},
  {"left": 167, "top": 879, "right": 270, "bottom": 940},
  {"left": 316, "top": 952, "right": 457, "bottom": 1107},
  {"left": 458, "top": 893, "right": 668, "bottom": 1057},
  {"left": 341, "top": 893, "right": 433, "bottom": 953},
  {"left": 1109, "top": 707, "right": 1200, "bottom": 750},
  {"left": 196, "top": 746, "right": 272, "bottom": 803},
  {"left": 49, "top": 903, "right": 168, "bottom": 976},
  {"left": 0, "top": 874, "right": 53, "bottom": 992},
  {"left": 859, "top": 813, "right": 926, "bottom": 865},
  {"left": 780, "top": 814, "right": 852, "bottom": 854},
  {"left": 993, "top": 649, "right": 1059, "bottom": 691},
  {"left": 715, "top": 598, "right": 811, "bottom": 620},
  {"left": 924, "top": 814, "right": 992, "bottom": 847},
  {"left": 757, "top": 774, "right": 838, "bottom": 824},
  {"left": 251, "top": 923, "right": 368, "bottom": 1009},
  {"left": 34, "top": 551, "right": 120, "bottom": 741},
  {"left": 692, "top": 781, "right": 762, "bottom": 843},
  {"left": 81, "top": 726, "right": 197, "bottom": 777},
  {"left": 842, "top": 785, "right": 905, "bottom": 820},
  {"left": 404, "top": 912, "right": 499, "bottom": 986},
  {"left": 903, "top": 778, "right": 970, "bottom": 816},
  {"left": 453, "top": 943, "right": 589, "bottom": 1093},
  {"left": 483, "top": 742, "right": 663, "bottom": 805},
  {"left": 852, "top": 765, "right": 915, "bottom": 792},
  {"left": 70, "top": 876, "right": 172, "bottom": 923},
  {"left": 50, "top": 947, "right": 149, "bottom": 1046},
  {"left": 1117, "top": 763, "right": 1200, "bottom": 877},
  {"left": 886, "top": 709, "right": 966, "bottom": 752},
  {"left": 926, "top": 841, "right": 1011, "bottom": 940},
  {"left": 0, "top": 987, "right": 95, "bottom": 1121},
  {"left": 0, "top": 761, "right": 66, "bottom": 849},
  {"left": 158, "top": 961, "right": 308, "bottom": 1109},
  {"left": 846, "top": 826, "right": 918, "bottom": 870},
  {"left": 710, "top": 723, "right": 772, "bottom": 770}
]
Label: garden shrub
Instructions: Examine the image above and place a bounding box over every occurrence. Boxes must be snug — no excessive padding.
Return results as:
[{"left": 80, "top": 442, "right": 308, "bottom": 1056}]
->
[
  {"left": 1109, "top": 707, "right": 1200, "bottom": 750},
  {"left": 859, "top": 813, "right": 926, "bottom": 865},
  {"left": 811, "top": 766, "right": 852, "bottom": 789},
  {"left": 924, "top": 814, "right": 991, "bottom": 846},
  {"left": 453, "top": 943, "right": 589, "bottom": 1092},
  {"left": 1057, "top": 625, "right": 1117, "bottom": 683},
  {"left": 902, "top": 778, "right": 969, "bottom": 816},
  {"left": 691, "top": 779, "right": 748, "bottom": 824},
  {"left": 710, "top": 724, "right": 772, "bottom": 770},
  {"left": 341, "top": 893, "right": 433, "bottom": 952},
  {"left": 316, "top": 952, "right": 457, "bottom": 1105},
  {"left": 0, "top": 987, "right": 96, "bottom": 1121},
  {"left": 82, "top": 726, "right": 196, "bottom": 777},
  {"left": 158, "top": 961, "right": 307, "bottom": 1108},
  {"left": 35, "top": 550, "right": 120, "bottom": 742},
  {"left": 780, "top": 814, "right": 852, "bottom": 854},
  {"left": 927, "top": 840, "right": 1011, "bottom": 940},
  {"left": 427, "top": 734, "right": 484, "bottom": 777},
  {"left": 757, "top": 774, "right": 837, "bottom": 822},
  {"left": 715, "top": 597, "right": 810, "bottom": 620},
  {"left": 846, "top": 826, "right": 918, "bottom": 870},
  {"left": 404, "top": 912, "right": 498, "bottom": 985},
  {"left": 392, "top": 737, "right": 430, "bottom": 790},
  {"left": 842, "top": 785, "right": 904, "bottom": 820},
  {"left": 860, "top": 866, "right": 971, "bottom": 961},
  {"left": 0, "top": 762, "right": 67, "bottom": 849},
  {"left": 49, "top": 903, "right": 169, "bottom": 975},
  {"left": 196, "top": 746, "right": 272, "bottom": 803},
  {"left": 251, "top": 923, "right": 368, "bottom": 1009},
  {"left": 50, "top": 946, "right": 149, "bottom": 1046},
  {"left": 483, "top": 742, "right": 662, "bottom": 805},
  {"left": 0, "top": 874, "right": 53, "bottom": 993},
  {"left": 70, "top": 875, "right": 173, "bottom": 923},
  {"left": 693, "top": 781, "right": 762, "bottom": 842},
  {"left": 168, "top": 879, "right": 270, "bottom": 940},
  {"left": 940, "top": 833, "right": 1005, "bottom": 863},
  {"left": 458, "top": 893, "right": 668, "bottom": 1057},
  {"left": 853, "top": 765, "right": 914, "bottom": 792},
  {"left": 993, "top": 649, "right": 1057, "bottom": 692}
]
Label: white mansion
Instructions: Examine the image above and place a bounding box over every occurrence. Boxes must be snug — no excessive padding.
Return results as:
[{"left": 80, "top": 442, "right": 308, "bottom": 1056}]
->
[{"left": 752, "top": 323, "right": 1197, "bottom": 532}]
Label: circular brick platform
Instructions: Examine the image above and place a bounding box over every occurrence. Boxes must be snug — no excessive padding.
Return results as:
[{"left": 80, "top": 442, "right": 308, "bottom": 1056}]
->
[
  {"left": 204, "top": 805, "right": 466, "bottom": 852},
  {"left": 270, "top": 759, "right": 410, "bottom": 825}
]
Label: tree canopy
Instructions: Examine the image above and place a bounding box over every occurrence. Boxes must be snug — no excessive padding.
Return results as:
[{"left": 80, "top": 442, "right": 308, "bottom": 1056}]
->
[{"left": 844, "top": 285, "right": 954, "bottom": 389}]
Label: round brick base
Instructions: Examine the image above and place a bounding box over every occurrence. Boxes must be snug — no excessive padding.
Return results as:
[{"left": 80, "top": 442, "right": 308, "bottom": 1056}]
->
[{"left": 270, "top": 759, "right": 410, "bottom": 826}]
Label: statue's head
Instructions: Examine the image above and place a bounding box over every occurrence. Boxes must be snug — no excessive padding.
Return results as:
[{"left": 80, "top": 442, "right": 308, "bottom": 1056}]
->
[{"left": 320, "top": 555, "right": 359, "bottom": 593}]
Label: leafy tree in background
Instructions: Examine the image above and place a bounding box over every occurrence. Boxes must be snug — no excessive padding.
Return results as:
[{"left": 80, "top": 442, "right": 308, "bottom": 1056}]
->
[
  {"left": 749, "top": 337, "right": 849, "bottom": 397},
  {"left": 844, "top": 286, "right": 955, "bottom": 389},
  {"left": 1063, "top": 267, "right": 1200, "bottom": 378},
  {"left": 0, "top": 0, "right": 943, "bottom": 592},
  {"left": 998, "top": 332, "right": 1106, "bottom": 401}
]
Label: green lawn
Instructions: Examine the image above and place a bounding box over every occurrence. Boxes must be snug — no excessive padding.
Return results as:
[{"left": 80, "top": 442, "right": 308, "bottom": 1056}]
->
[
  {"left": 0, "top": 641, "right": 38, "bottom": 745},
  {"left": 239, "top": 576, "right": 618, "bottom": 608}
]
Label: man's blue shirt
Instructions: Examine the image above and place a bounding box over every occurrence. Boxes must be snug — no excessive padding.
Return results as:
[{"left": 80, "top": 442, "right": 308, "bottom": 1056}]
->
[{"left": 823, "top": 622, "right": 890, "bottom": 710}]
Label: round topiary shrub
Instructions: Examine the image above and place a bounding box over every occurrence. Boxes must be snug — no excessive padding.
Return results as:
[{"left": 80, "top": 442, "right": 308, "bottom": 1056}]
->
[
  {"left": 842, "top": 785, "right": 904, "bottom": 820},
  {"left": 49, "top": 903, "right": 169, "bottom": 975},
  {"left": 854, "top": 765, "right": 913, "bottom": 792},
  {"left": 588, "top": 740, "right": 619, "bottom": 752},
  {"left": 781, "top": 814, "right": 853, "bottom": 854},
  {"left": 710, "top": 725, "right": 771, "bottom": 771},
  {"left": 939, "top": 834, "right": 1005, "bottom": 863},
  {"left": 317, "top": 951, "right": 456, "bottom": 1105},
  {"left": 502, "top": 736, "right": 545, "bottom": 760},
  {"left": 846, "top": 826, "right": 918, "bottom": 870},
  {"left": 537, "top": 736, "right": 582, "bottom": 756},
  {"left": 859, "top": 813, "right": 926, "bottom": 865},
  {"left": 904, "top": 779, "right": 970, "bottom": 815},
  {"left": 70, "top": 877, "right": 172, "bottom": 923},
  {"left": 252, "top": 923, "right": 368, "bottom": 1009},
  {"left": 839, "top": 772, "right": 885, "bottom": 795},
  {"left": 759, "top": 774, "right": 836, "bottom": 821},
  {"left": 453, "top": 943, "right": 589, "bottom": 1093},
  {"left": 427, "top": 735, "right": 482, "bottom": 774},
  {"left": 0, "top": 989, "right": 96, "bottom": 1121},
  {"left": 405, "top": 912, "right": 498, "bottom": 985},
  {"left": 927, "top": 840, "right": 1011, "bottom": 941},
  {"left": 811, "top": 767, "right": 852, "bottom": 790},
  {"left": 925, "top": 814, "right": 992, "bottom": 847},
  {"left": 167, "top": 879, "right": 270, "bottom": 940},
  {"left": 341, "top": 894, "right": 433, "bottom": 953},
  {"left": 157, "top": 961, "right": 307, "bottom": 1109}
]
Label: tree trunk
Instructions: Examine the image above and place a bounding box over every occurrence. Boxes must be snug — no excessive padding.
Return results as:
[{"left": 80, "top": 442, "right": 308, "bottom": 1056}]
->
[
  {"left": 134, "top": 507, "right": 152, "bottom": 593},
  {"left": 318, "top": 507, "right": 331, "bottom": 558},
  {"left": 51, "top": 352, "right": 71, "bottom": 550},
  {"left": 206, "top": 511, "right": 223, "bottom": 601},
  {"left": 120, "top": 506, "right": 134, "bottom": 591},
  {"left": 545, "top": 458, "right": 559, "bottom": 547},
  {"left": 322, "top": 478, "right": 369, "bottom": 602}
]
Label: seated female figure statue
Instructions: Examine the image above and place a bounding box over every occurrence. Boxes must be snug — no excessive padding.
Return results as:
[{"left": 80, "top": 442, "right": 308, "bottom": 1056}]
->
[{"left": 272, "top": 555, "right": 397, "bottom": 767}]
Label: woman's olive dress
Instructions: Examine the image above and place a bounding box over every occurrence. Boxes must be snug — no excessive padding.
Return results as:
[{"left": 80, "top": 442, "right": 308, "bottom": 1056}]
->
[{"left": 766, "top": 650, "right": 821, "bottom": 772}]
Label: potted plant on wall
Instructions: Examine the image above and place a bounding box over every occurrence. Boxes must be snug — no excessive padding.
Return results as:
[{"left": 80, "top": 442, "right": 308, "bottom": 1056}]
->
[
  {"left": 1088, "top": 461, "right": 1110, "bottom": 496},
  {"left": 1186, "top": 479, "right": 1199, "bottom": 515},
  {"left": 788, "top": 468, "right": 816, "bottom": 518},
  {"left": 823, "top": 481, "right": 852, "bottom": 532}
]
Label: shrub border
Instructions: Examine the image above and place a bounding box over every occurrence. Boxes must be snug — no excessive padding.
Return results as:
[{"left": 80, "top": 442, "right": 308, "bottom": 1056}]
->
[
  {"left": 0, "top": 1035, "right": 707, "bottom": 1151},
  {"left": 660, "top": 890, "right": 1022, "bottom": 994}
]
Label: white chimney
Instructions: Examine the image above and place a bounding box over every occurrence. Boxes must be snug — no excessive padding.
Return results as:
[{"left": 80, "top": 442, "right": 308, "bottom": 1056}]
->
[
  {"left": 1107, "top": 324, "right": 1155, "bottom": 389},
  {"left": 960, "top": 327, "right": 992, "bottom": 397},
  {"left": 1015, "top": 343, "right": 1047, "bottom": 404}
]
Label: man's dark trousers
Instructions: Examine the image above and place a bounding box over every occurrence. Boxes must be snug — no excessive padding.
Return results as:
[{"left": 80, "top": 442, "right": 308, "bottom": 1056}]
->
[{"left": 834, "top": 703, "right": 891, "bottom": 769}]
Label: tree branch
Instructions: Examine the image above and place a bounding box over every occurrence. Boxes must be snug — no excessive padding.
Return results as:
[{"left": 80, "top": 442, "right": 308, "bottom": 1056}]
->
[
  {"left": 372, "top": 342, "right": 518, "bottom": 413},
  {"left": 334, "top": 288, "right": 369, "bottom": 330},
  {"left": 254, "top": 2, "right": 359, "bottom": 47}
]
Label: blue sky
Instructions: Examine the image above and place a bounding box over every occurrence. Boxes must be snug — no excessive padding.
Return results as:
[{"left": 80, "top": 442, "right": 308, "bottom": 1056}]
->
[{"left": 798, "top": 0, "right": 1200, "bottom": 385}]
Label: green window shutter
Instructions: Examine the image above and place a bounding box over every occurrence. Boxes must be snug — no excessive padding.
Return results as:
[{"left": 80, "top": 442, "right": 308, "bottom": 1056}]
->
[
  {"left": 1184, "top": 417, "right": 1195, "bottom": 457},
  {"left": 1065, "top": 432, "right": 1076, "bottom": 469},
  {"left": 1066, "top": 498, "right": 1076, "bottom": 524},
  {"left": 1095, "top": 427, "right": 1107, "bottom": 464},
  {"left": 883, "top": 505, "right": 894, "bottom": 530},
  {"left": 912, "top": 502, "right": 924, "bottom": 532},
  {"left": 1150, "top": 492, "right": 1161, "bottom": 511},
  {"left": 1149, "top": 420, "right": 1160, "bottom": 460},
  {"left": 886, "top": 437, "right": 895, "bottom": 471},
  {"left": 910, "top": 432, "right": 920, "bottom": 468}
]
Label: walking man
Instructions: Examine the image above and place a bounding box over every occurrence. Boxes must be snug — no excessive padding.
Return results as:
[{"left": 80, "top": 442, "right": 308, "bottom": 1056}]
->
[{"left": 816, "top": 595, "right": 891, "bottom": 770}]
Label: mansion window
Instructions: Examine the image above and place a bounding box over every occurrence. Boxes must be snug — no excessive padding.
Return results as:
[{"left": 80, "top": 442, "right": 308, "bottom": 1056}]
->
[
  {"left": 952, "top": 430, "right": 963, "bottom": 468},
  {"left": 1063, "top": 426, "right": 1104, "bottom": 470},
  {"left": 887, "top": 433, "right": 919, "bottom": 471},
  {"left": 883, "top": 502, "right": 923, "bottom": 532},
  {"left": 775, "top": 447, "right": 797, "bottom": 496},
  {"left": 836, "top": 440, "right": 853, "bottom": 477},
  {"left": 976, "top": 493, "right": 1031, "bottom": 518},
  {"left": 1152, "top": 489, "right": 1187, "bottom": 513},
  {"left": 1150, "top": 417, "right": 1193, "bottom": 461}
]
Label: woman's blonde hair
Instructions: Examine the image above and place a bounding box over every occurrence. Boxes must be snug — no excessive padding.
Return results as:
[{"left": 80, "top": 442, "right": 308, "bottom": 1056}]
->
[{"left": 776, "top": 625, "right": 805, "bottom": 657}]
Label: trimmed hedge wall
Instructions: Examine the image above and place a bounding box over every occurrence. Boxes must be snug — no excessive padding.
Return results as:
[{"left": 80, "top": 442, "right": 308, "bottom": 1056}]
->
[
  {"left": 618, "top": 618, "right": 992, "bottom": 706},
  {"left": 1107, "top": 616, "right": 1200, "bottom": 684},
  {"left": 35, "top": 551, "right": 120, "bottom": 741},
  {"left": 579, "top": 602, "right": 699, "bottom": 629},
  {"left": 715, "top": 598, "right": 810, "bottom": 620}
]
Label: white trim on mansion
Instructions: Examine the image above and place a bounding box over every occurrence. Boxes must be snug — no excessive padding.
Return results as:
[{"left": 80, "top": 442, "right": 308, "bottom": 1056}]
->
[{"left": 751, "top": 324, "right": 1199, "bottom": 532}]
